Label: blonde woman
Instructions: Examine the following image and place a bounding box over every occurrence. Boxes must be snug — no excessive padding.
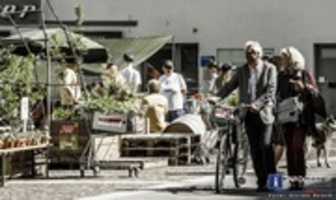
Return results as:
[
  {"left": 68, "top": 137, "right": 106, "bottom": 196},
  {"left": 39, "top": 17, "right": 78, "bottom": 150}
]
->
[{"left": 278, "top": 47, "right": 317, "bottom": 190}]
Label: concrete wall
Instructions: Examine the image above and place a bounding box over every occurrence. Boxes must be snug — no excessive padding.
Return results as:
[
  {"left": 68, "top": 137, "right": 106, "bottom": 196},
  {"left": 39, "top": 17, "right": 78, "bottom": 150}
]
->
[{"left": 45, "top": 0, "right": 336, "bottom": 74}]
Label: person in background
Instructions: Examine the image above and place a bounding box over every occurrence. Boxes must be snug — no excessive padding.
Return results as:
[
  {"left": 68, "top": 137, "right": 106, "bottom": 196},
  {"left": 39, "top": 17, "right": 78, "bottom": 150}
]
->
[
  {"left": 143, "top": 79, "right": 168, "bottom": 133},
  {"left": 145, "top": 62, "right": 161, "bottom": 80},
  {"left": 59, "top": 60, "right": 81, "bottom": 106},
  {"left": 120, "top": 53, "right": 142, "bottom": 93},
  {"left": 270, "top": 55, "right": 286, "bottom": 169},
  {"left": 278, "top": 47, "right": 318, "bottom": 190},
  {"left": 211, "top": 63, "right": 239, "bottom": 107},
  {"left": 159, "top": 60, "right": 187, "bottom": 122},
  {"left": 102, "top": 63, "right": 125, "bottom": 88},
  {"left": 213, "top": 63, "right": 233, "bottom": 93},
  {"left": 217, "top": 41, "right": 277, "bottom": 192},
  {"left": 203, "top": 60, "right": 218, "bottom": 94},
  {"left": 89, "top": 63, "right": 126, "bottom": 97}
]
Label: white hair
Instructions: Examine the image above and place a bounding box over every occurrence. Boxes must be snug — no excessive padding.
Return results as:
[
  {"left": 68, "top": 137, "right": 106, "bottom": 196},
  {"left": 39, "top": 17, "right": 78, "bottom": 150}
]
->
[
  {"left": 244, "top": 40, "right": 263, "bottom": 57},
  {"left": 280, "top": 46, "right": 305, "bottom": 70}
]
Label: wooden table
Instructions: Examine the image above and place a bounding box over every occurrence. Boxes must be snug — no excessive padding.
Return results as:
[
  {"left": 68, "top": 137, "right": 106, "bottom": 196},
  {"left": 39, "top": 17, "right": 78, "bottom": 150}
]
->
[{"left": 0, "top": 144, "right": 50, "bottom": 187}]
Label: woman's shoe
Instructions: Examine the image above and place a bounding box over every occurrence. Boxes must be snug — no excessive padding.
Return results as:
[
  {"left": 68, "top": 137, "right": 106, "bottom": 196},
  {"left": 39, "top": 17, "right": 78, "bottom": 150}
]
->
[
  {"left": 297, "top": 180, "right": 304, "bottom": 190},
  {"left": 289, "top": 181, "right": 299, "bottom": 191}
]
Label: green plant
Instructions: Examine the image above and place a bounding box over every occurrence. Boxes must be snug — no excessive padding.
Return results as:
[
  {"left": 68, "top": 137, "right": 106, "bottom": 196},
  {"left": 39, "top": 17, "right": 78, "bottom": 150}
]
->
[
  {"left": 226, "top": 91, "right": 239, "bottom": 107},
  {"left": 52, "top": 107, "right": 82, "bottom": 120},
  {"left": 83, "top": 76, "right": 142, "bottom": 115},
  {"left": 84, "top": 95, "right": 140, "bottom": 114},
  {"left": 0, "top": 49, "right": 45, "bottom": 126}
]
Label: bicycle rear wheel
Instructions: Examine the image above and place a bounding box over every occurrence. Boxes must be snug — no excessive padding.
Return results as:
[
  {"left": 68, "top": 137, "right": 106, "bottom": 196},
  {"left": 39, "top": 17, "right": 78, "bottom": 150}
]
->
[{"left": 215, "top": 133, "right": 229, "bottom": 193}]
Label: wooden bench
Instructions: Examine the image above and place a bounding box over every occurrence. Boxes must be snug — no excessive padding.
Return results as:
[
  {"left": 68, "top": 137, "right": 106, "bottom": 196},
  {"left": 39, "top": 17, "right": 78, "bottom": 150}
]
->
[{"left": 0, "top": 144, "right": 50, "bottom": 187}]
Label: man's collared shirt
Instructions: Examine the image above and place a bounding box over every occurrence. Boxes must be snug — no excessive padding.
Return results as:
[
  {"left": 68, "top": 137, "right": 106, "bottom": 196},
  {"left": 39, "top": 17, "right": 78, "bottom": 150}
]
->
[
  {"left": 248, "top": 61, "right": 263, "bottom": 102},
  {"left": 60, "top": 68, "right": 81, "bottom": 105},
  {"left": 159, "top": 72, "right": 187, "bottom": 111},
  {"left": 121, "top": 64, "right": 142, "bottom": 92}
]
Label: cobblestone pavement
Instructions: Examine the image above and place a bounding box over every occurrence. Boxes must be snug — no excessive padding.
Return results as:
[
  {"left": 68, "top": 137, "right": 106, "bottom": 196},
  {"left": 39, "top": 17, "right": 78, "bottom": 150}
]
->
[
  {"left": 0, "top": 164, "right": 215, "bottom": 200},
  {"left": 1, "top": 159, "right": 336, "bottom": 200}
]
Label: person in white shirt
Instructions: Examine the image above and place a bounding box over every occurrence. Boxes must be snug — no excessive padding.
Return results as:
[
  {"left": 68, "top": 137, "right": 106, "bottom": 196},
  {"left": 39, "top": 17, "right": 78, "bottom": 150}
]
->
[
  {"left": 59, "top": 62, "right": 81, "bottom": 106},
  {"left": 120, "top": 54, "right": 142, "bottom": 93},
  {"left": 159, "top": 60, "right": 187, "bottom": 122}
]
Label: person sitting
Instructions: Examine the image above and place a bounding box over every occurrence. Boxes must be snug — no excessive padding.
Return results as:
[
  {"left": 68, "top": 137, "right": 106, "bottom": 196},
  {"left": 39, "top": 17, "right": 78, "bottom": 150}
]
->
[{"left": 143, "top": 79, "right": 168, "bottom": 133}]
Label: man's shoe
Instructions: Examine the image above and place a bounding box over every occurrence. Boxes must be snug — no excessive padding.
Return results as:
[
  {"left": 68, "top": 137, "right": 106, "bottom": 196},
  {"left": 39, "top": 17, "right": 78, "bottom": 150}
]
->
[
  {"left": 256, "top": 186, "right": 269, "bottom": 192},
  {"left": 289, "top": 181, "right": 304, "bottom": 191},
  {"left": 297, "top": 180, "right": 304, "bottom": 190}
]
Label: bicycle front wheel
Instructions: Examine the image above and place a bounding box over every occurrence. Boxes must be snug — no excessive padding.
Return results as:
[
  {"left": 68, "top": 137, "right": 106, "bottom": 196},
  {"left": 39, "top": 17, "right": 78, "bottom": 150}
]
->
[
  {"left": 233, "top": 138, "right": 249, "bottom": 188},
  {"left": 215, "top": 133, "right": 229, "bottom": 193}
]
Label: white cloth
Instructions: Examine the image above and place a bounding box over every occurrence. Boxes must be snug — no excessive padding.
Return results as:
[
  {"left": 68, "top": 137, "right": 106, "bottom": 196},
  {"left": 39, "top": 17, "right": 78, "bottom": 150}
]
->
[
  {"left": 60, "top": 68, "right": 81, "bottom": 105},
  {"left": 248, "top": 61, "right": 263, "bottom": 102},
  {"left": 208, "top": 73, "right": 218, "bottom": 92},
  {"left": 120, "top": 64, "right": 142, "bottom": 92},
  {"left": 159, "top": 72, "right": 187, "bottom": 111}
]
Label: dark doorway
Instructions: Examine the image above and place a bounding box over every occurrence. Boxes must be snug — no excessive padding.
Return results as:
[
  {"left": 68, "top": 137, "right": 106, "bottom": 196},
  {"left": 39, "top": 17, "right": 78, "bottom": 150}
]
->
[
  {"left": 0, "top": 31, "right": 10, "bottom": 38},
  {"left": 315, "top": 44, "right": 336, "bottom": 115}
]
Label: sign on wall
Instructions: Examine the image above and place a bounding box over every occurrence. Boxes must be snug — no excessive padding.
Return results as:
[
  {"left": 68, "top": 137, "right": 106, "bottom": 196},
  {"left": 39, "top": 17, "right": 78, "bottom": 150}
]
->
[
  {"left": 0, "top": 0, "right": 41, "bottom": 25},
  {"left": 201, "top": 55, "right": 215, "bottom": 67}
]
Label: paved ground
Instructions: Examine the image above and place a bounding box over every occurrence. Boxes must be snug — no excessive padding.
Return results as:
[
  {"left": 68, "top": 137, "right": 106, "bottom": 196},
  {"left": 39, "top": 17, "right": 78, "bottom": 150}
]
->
[{"left": 1, "top": 158, "right": 336, "bottom": 200}]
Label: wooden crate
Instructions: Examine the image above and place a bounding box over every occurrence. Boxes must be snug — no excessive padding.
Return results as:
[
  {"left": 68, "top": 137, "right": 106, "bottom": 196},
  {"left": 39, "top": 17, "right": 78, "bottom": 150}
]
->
[
  {"left": 50, "top": 120, "right": 90, "bottom": 168},
  {"left": 121, "top": 134, "right": 201, "bottom": 166},
  {"left": 50, "top": 120, "right": 90, "bottom": 152},
  {"left": 92, "top": 134, "right": 121, "bottom": 161}
]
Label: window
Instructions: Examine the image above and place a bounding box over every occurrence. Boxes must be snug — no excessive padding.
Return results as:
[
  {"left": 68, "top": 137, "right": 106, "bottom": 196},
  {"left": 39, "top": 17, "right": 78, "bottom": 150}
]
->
[{"left": 216, "top": 48, "right": 274, "bottom": 67}]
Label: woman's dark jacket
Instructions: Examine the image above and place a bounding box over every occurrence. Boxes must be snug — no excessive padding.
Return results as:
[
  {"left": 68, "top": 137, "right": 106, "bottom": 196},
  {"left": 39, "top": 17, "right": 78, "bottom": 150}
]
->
[{"left": 277, "top": 69, "right": 326, "bottom": 134}]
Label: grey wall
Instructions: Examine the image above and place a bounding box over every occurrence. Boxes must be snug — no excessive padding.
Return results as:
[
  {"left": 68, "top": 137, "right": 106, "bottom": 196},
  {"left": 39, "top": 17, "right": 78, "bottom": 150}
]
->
[{"left": 44, "top": 0, "right": 336, "bottom": 79}]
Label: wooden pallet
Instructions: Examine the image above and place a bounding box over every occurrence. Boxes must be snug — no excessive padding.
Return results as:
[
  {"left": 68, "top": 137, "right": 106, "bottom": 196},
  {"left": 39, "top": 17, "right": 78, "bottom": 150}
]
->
[{"left": 121, "top": 134, "right": 201, "bottom": 165}]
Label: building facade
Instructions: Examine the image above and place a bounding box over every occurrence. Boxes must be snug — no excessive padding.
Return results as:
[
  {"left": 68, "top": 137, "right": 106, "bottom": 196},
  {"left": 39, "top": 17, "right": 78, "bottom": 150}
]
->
[{"left": 1, "top": 0, "right": 336, "bottom": 114}]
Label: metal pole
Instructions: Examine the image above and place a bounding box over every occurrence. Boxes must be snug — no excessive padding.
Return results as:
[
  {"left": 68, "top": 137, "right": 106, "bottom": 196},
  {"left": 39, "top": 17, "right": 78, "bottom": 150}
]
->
[
  {"left": 45, "top": 0, "right": 88, "bottom": 99},
  {"left": 171, "top": 36, "right": 176, "bottom": 67},
  {"left": 41, "top": 0, "right": 52, "bottom": 136}
]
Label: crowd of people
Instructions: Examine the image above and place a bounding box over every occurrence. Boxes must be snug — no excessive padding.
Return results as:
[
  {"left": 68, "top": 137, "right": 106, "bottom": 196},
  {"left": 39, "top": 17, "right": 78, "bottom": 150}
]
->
[
  {"left": 214, "top": 41, "right": 325, "bottom": 192},
  {"left": 59, "top": 41, "right": 326, "bottom": 192}
]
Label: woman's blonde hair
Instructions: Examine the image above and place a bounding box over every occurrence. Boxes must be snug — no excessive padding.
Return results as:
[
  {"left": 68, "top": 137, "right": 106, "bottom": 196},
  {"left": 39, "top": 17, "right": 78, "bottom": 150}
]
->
[{"left": 280, "top": 46, "right": 305, "bottom": 70}]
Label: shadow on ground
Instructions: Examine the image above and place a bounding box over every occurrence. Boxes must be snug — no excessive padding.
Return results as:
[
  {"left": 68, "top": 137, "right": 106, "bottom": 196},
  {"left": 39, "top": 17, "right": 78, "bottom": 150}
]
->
[{"left": 144, "top": 177, "right": 336, "bottom": 200}]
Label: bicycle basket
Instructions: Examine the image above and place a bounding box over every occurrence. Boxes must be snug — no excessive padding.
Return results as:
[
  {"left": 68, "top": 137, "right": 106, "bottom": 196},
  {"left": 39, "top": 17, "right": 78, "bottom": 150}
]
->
[{"left": 212, "top": 106, "right": 234, "bottom": 127}]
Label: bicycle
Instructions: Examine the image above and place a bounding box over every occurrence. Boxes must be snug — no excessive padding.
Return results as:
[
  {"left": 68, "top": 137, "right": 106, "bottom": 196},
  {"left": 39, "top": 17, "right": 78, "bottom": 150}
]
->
[{"left": 212, "top": 104, "right": 250, "bottom": 193}]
